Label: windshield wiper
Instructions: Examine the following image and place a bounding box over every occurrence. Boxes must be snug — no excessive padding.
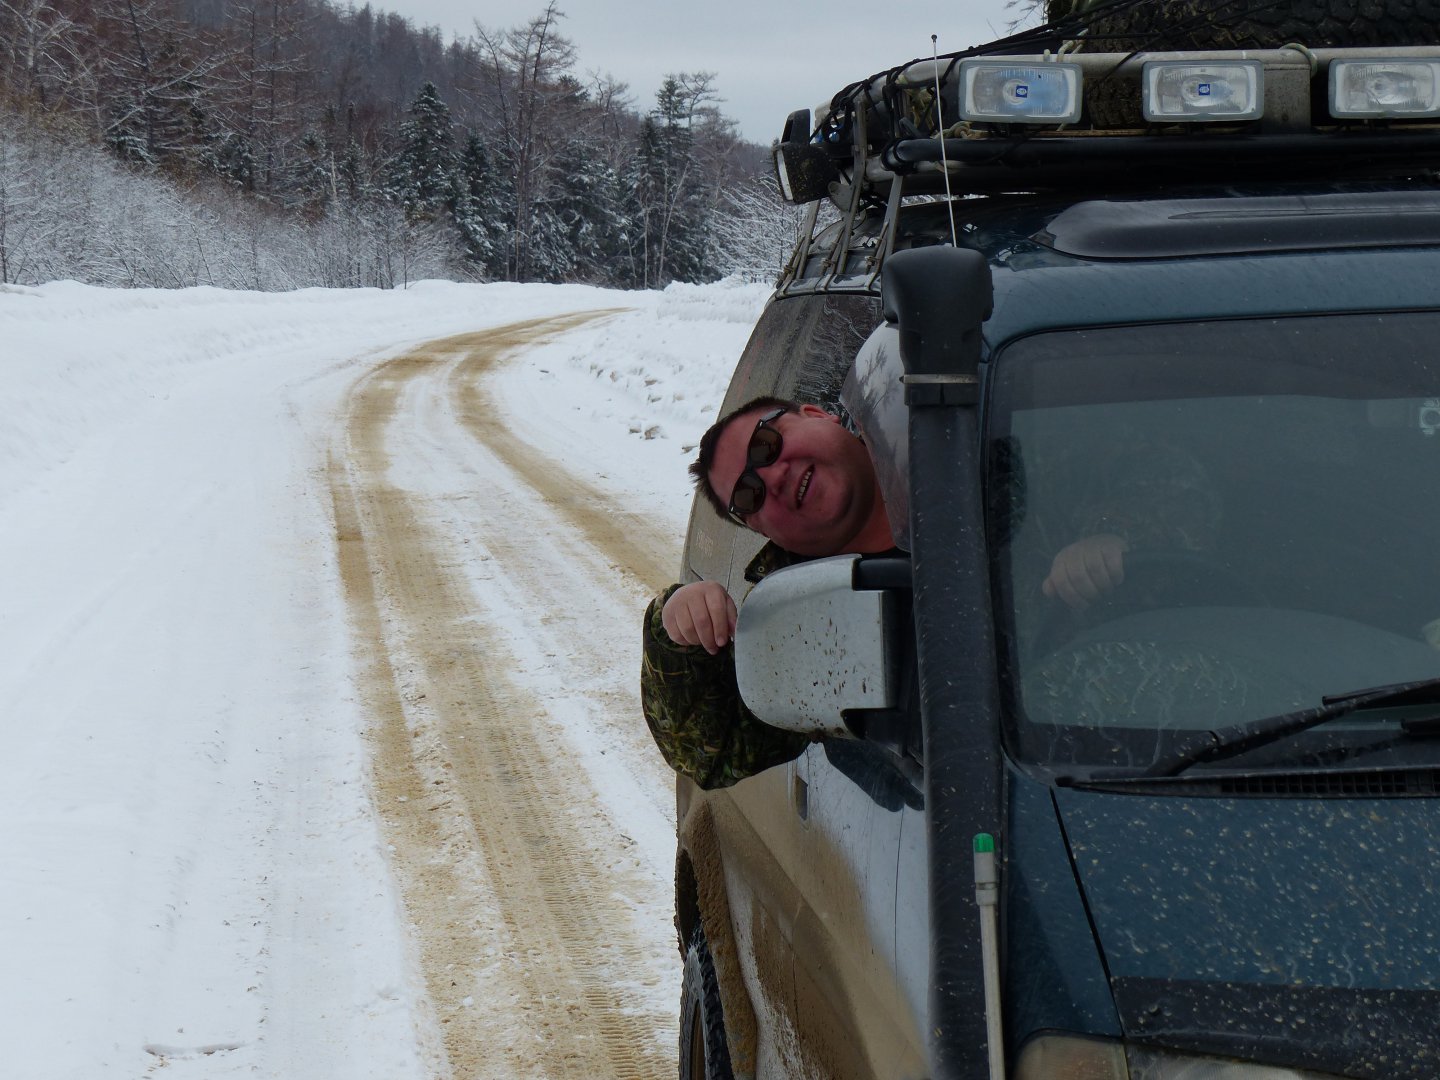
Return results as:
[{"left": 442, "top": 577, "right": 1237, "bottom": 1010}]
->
[{"left": 1140, "top": 677, "right": 1440, "bottom": 779}]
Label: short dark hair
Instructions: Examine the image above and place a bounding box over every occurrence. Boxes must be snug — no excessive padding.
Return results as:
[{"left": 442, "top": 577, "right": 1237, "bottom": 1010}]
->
[{"left": 689, "top": 395, "right": 798, "bottom": 522}]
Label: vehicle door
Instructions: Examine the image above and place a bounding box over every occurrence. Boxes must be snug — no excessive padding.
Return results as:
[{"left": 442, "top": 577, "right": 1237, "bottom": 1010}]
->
[{"left": 697, "top": 291, "right": 930, "bottom": 1076}]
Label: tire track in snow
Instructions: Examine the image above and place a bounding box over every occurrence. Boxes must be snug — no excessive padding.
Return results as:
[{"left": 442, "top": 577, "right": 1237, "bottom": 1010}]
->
[
  {"left": 447, "top": 330, "right": 679, "bottom": 595},
  {"left": 330, "top": 313, "right": 677, "bottom": 1080}
]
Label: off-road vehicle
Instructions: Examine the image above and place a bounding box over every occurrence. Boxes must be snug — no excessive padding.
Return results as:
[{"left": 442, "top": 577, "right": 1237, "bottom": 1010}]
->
[{"left": 671, "top": 10, "right": 1440, "bottom": 1079}]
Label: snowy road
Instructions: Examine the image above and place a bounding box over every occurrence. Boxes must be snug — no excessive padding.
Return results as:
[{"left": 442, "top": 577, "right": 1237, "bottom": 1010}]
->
[
  {"left": 0, "top": 280, "right": 763, "bottom": 1079},
  {"left": 330, "top": 315, "right": 681, "bottom": 1078}
]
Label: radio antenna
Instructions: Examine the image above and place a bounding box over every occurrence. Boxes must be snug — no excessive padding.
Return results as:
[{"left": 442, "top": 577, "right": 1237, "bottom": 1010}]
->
[{"left": 932, "top": 34, "right": 959, "bottom": 248}]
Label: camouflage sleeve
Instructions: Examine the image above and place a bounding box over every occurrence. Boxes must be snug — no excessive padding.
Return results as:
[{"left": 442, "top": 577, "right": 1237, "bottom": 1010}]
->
[{"left": 640, "top": 584, "right": 812, "bottom": 790}]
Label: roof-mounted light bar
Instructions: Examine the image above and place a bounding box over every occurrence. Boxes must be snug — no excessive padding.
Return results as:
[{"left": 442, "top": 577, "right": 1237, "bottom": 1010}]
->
[
  {"left": 1142, "top": 60, "right": 1263, "bottom": 121},
  {"left": 956, "top": 60, "right": 1082, "bottom": 124},
  {"left": 1330, "top": 58, "right": 1440, "bottom": 118},
  {"left": 954, "top": 56, "right": 1270, "bottom": 126}
]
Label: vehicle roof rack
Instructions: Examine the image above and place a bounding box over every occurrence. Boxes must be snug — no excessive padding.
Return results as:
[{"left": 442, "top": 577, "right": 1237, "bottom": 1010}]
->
[{"left": 772, "top": 42, "right": 1440, "bottom": 294}]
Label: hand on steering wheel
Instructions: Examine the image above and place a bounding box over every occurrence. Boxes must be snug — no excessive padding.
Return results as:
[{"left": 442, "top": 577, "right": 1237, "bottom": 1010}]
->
[{"left": 1042, "top": 534, "right": 1129, "bottom": 611}]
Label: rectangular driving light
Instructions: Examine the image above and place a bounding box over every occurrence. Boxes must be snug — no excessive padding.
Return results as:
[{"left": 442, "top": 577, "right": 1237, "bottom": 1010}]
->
[
  {"left": 957, "top": 60, "right": 1082, "bottom": 124},
  {"left": 1142, "top": 60, "right": 1263, "bottom": 121},
  {"left": 1330, "top": 58, "right": 1440, "bottom": 118}
]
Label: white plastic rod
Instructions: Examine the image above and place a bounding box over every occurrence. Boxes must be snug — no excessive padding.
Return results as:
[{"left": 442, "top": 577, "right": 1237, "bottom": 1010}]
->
[{"left": 974, "top": 832, "right": 1007, "bottom": 1080}]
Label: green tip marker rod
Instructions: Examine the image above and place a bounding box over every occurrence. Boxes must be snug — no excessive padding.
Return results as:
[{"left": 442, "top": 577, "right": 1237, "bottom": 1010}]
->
[{"left": 974, "top": 833, "right": 1007, "bottom": 1080}]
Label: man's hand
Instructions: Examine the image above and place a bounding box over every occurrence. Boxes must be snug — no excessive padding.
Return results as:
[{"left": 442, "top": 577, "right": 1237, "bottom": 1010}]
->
[
  {"left": 1042, "top": 533, "right": 1129, "bottom": 611},
  {"left": 662, "top": 581, "right": 738, "bottom": 654}
]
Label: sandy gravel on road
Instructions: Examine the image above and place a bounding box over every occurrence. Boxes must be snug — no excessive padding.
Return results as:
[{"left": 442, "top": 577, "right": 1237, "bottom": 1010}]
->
[{"left": 329, "top": 314, "right": 681, "bottom": 1080}]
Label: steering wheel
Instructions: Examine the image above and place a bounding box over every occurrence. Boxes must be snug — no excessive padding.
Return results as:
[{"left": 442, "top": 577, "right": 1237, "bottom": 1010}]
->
[{"left": 1031, "top": 549, "right": 1268, "bottom": 657}]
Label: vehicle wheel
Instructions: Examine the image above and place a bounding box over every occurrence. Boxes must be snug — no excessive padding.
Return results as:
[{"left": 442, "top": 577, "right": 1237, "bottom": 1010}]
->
[{"left": 679, "top": 925, "right": 734, "bottom": 1080}]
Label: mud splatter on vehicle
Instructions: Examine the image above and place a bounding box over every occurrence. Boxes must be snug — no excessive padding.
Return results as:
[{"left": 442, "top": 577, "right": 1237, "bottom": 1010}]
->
[{"left": 669, "top": 15, "right": 1440, "bottom": 1080}]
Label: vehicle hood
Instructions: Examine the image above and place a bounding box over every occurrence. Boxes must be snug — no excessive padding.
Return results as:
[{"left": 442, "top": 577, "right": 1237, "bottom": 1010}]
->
[{"left": 1054, "top": 787, "right": 1440, "bottom": 1078}]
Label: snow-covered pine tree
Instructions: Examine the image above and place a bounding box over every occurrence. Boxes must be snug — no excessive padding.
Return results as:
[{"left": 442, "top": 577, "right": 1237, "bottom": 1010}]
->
[
  {"left": 394, "top": 81, "right": 455, "bottom": 224},
  {"left": 450, "top": 132, "right": 510, "bottom": 278},
  {"left": 292, "top": 129, "right": 333, "bottom": 218},
  {"left": 636, "top": 75, "right": 714, "bottom": 287}
]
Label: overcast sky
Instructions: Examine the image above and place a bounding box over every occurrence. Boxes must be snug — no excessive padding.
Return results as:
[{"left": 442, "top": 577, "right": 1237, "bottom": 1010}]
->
[{"left": 373, "top": 0, "right": 1031, "bottom": 143}]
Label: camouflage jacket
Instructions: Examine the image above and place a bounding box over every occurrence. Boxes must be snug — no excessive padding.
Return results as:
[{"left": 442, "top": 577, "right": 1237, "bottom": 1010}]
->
[{"left": 640, "top": 544, "right": 814, "bottom": 790}]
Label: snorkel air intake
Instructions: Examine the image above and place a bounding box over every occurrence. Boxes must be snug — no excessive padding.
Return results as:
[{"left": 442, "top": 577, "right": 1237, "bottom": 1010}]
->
[{"left": 883, "top": 245, "right": 1002, "bottom": 1079}]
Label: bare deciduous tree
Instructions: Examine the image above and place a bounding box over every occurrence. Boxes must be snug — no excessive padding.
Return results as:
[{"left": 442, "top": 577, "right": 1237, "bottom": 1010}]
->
[
  {"left": 470, "top": 1, "right": 582, "bottom": 280},
  {"left": 0, "top": 0, "right": 93, "bottom": 113}
]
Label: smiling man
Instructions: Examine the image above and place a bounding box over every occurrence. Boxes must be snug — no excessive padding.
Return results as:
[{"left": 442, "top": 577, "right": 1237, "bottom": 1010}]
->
[
  {"left": 640, "top": 394, "right": 1190, "bottom": 788},
  {"left": 663, "top": 398, "right": 895, "bottom": 654},
  {"left": 701, "top": 400, "right": 892, "bottom": 557},
  {"left": 640, "top": 396, "right": 898, "bottom": 789}
]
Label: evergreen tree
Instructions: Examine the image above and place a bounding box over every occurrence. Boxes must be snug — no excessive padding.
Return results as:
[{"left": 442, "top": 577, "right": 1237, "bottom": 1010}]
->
[
  {"left": 610, "top": 153, "right": 650, "bottom": 289},
  {"left": 207, "top": 131, "right": 257, "bottom": 191},
  {"left": 523, "top": 194, "right": 574, "bottom": 283},
  {"left": 393, "top": 81, "right": 455, "bottom": 223},
  {"left": 292, "top": 130, "right": 334, "bottom": 217},
  {"left": 335, "top": 139, "right": 368, "bottom": 204},
  {"left": 450, "top": 133, "right": 510, "bottom": 278},
  {"left": 552, "top": 150, "right": 633, "bottom": 285},
  {"left": 637, "top": 75, "right": 714, "bottom": 286}
]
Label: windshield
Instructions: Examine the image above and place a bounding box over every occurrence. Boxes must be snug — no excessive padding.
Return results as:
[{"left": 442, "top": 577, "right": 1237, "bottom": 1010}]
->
[{"left": 988, "top": 313, "right": 1440, "bottom": 773}]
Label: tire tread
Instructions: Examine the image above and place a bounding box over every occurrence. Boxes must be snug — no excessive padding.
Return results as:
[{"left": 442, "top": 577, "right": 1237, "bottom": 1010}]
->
[{"left": 679, "top": 927, "right": 735, "bottom": 1080}]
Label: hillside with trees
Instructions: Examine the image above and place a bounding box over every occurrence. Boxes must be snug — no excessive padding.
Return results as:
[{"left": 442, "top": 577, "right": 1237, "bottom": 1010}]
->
[{"left": 0, "top": 0, "right": 796, "bottom": 289}]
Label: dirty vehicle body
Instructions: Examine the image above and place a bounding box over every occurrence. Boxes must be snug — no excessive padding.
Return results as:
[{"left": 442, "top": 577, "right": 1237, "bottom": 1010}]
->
[{"left": 671, "top": 32, "right": 1440, "bottom": 1080}]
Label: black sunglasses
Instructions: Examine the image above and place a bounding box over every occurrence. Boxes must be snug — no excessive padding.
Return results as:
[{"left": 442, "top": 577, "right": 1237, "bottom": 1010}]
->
[{"left": 727, "top": 407, "right": 788, "bottom": 522}]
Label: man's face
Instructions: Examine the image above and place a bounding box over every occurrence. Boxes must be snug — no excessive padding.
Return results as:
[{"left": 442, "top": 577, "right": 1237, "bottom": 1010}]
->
[{"left": 707, "top": 404, "right": 879, "bottom": 556}]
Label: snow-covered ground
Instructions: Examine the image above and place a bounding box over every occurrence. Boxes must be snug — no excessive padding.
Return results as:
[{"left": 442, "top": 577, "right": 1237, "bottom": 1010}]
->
[{"left": 0, "top": 277, "right": 767, "bottom": 1078}]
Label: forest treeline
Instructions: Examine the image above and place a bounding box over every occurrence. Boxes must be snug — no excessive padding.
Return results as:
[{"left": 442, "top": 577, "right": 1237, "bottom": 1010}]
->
[{"left": 0, "top": 0, "right": 799, "bottom": 289}]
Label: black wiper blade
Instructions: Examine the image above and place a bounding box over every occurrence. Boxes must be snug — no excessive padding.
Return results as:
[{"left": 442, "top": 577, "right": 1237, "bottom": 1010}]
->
[
  {"left": 1320, "top": 678, "right": 1440, "bottom": 708},
  {"left": 1142, "top": 677, "right": 1440, "bottom": 779},
  {"left": 1400, "top": 713, "right": 1440, "bottom": 736}
]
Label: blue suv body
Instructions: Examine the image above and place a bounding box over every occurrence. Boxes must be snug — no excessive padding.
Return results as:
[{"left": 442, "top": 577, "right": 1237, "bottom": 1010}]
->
[{"left": 673, "top": 39, "right": 1440, "bottom": 1080}]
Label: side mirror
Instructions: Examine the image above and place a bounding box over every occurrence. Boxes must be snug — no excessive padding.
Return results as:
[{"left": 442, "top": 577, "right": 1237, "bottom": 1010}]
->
[
  {"left": 734, "top": 555, "right": 904, "bottom": 736},
  {"left": 773, "top": 108, "right": 837, "bottom": 204}
]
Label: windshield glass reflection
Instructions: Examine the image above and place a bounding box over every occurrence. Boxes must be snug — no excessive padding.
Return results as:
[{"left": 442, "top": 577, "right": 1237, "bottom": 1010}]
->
[{"left": 988, "top": 313, "right": 1440, "bottom": 773}]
